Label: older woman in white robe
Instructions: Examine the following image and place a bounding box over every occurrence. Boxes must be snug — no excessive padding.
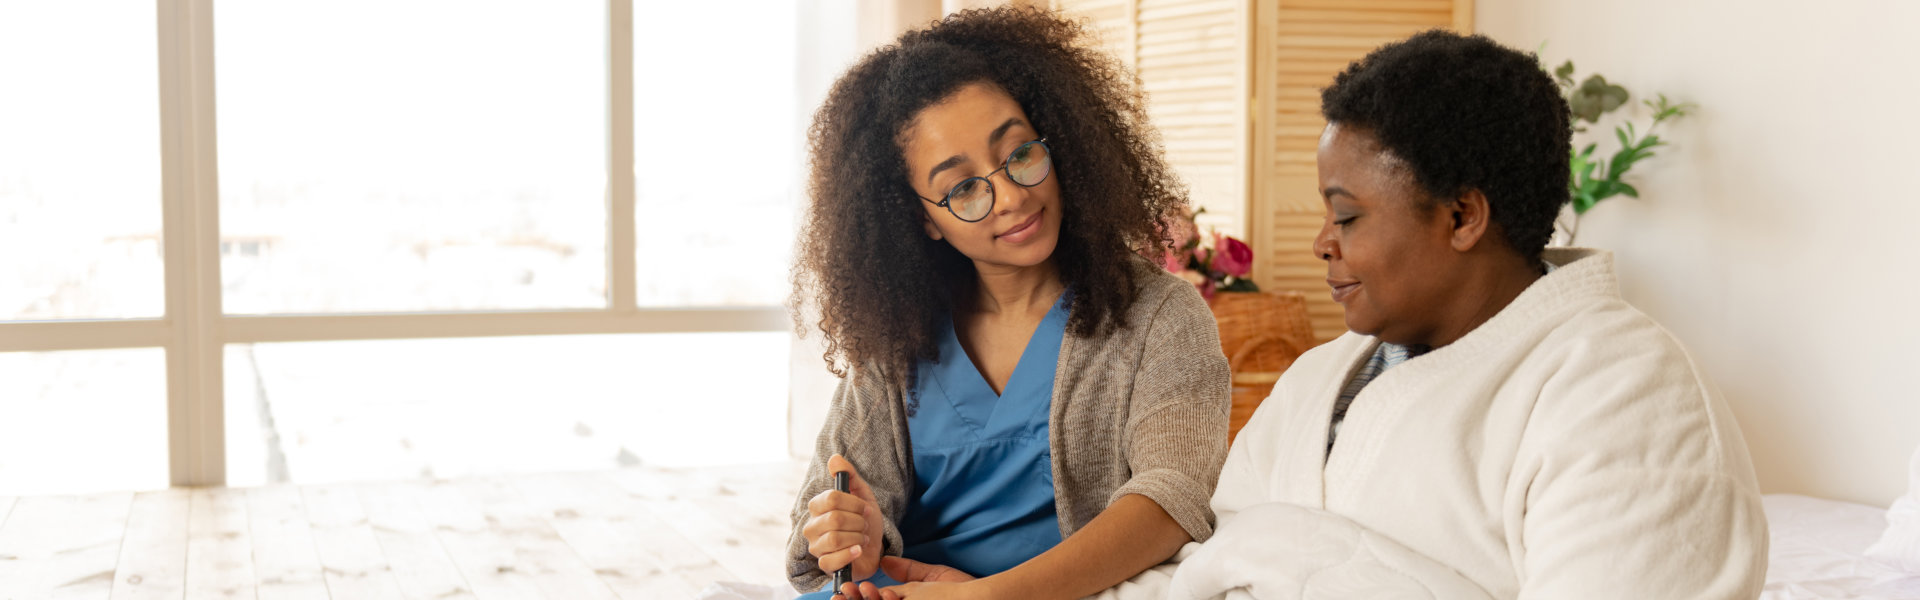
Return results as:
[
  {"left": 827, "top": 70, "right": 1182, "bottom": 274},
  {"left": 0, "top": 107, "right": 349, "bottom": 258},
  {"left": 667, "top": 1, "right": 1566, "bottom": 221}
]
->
[{"left": 1151, "top": 30, "right": 1767, "bottom": 600}]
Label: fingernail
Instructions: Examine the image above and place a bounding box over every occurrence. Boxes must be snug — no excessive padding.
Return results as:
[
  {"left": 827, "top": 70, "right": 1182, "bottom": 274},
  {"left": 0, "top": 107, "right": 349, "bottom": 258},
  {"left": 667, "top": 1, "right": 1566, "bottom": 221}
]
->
[{"left": 850, "top": 545, "right": 863, "bottom": 558}]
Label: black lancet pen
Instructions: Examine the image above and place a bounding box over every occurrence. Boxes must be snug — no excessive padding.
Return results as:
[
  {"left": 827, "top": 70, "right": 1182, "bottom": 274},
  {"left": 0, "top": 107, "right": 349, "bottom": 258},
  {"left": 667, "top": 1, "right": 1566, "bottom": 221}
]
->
[{"left": 832, "top": 470, "right": 852, "bottom": 593}]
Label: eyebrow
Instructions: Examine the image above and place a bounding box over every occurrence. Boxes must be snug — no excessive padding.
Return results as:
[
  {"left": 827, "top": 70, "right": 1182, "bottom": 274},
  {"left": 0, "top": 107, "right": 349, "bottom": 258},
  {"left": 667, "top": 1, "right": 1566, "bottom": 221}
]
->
[
  {"left": 1322, "top": 186, "right": 1356, "bottom": 200},
  {"left": 987, "top": 117, "right": 1023, "bottom": 147},
  {"left": 926, "top": 117, "right": 1028, "bottom": 186}
]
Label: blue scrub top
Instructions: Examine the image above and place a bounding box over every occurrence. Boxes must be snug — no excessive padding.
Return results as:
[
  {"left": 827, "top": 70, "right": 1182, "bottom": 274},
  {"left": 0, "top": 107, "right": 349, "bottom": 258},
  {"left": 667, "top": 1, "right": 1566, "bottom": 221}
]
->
[
  {"left": 798, "top": 293, "right": 1069, "bottom": 599},
  {"left": 898, "top": 292, "right": 1069, "bottom": 576}
]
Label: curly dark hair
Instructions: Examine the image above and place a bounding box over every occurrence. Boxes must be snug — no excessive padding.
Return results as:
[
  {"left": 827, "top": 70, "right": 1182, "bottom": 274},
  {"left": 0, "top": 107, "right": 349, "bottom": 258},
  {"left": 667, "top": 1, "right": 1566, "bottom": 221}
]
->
[
  {"left": 1320, "top": 29, "right": 1571, "bottom": 263},
  {"left": 791, "top": 6, "right": 1185, "bottom": 382}
]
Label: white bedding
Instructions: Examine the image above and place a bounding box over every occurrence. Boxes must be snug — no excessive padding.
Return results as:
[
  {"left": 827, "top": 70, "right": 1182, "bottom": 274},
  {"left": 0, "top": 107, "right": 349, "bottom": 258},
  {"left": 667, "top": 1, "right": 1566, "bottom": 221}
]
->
[
  {"left": 711, "top": 493, "right": 1920, "bottom": 600},
  {"left": 1763, "top": 494, "right": 1920, "bottom": 599},
  {"left": 1085, "top": 502, "right": 1491, "bottom": 600}
]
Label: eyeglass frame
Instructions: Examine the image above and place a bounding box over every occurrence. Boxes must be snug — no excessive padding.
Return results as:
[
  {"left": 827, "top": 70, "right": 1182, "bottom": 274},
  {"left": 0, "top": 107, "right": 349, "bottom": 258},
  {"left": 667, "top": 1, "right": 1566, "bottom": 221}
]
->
[{"left": 915, "top": 137, "right": 1052, "bottom": 223}]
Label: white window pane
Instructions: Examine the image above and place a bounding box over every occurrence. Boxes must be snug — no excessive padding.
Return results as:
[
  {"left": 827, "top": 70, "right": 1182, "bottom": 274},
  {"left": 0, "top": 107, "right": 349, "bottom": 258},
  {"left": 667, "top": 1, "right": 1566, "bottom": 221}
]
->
[
  {"left": 216, "top": 2, "right": 607, "bottom": 314},
  {"left": 0, "top": 349, "right": 169, "bottom": 495},
  {"left": 0, "top": 4, "right": 162, "bottom": 321},
  {"left": 224, "top": 333, "right": 790, "bottom": 487},
  {"left": 634, "top": 4, "right": 854, "bottom": 307}
]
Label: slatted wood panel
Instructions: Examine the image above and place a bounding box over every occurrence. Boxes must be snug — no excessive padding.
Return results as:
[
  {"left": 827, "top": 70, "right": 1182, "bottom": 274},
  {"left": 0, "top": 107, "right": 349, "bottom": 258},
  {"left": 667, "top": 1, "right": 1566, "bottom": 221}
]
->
[
  {"left": 1249, "top": 0, "right": 1470, "bottom": 341},
  {"left": 1138, "top": 0, "right": 1248, "bottom": 239},
  {"left": 1052, "top": 0, "right": 1134, "bottom": 66},
  {"left": 1053, "top": 0, "right": 1249, "bottom": 239}
]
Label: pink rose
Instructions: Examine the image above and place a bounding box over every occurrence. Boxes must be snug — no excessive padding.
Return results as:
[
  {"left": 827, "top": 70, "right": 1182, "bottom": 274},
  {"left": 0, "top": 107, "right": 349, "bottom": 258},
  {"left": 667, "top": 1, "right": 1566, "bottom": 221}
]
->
[{"left": 1212, "top": 232, "right": 1254, "bottom": 278}]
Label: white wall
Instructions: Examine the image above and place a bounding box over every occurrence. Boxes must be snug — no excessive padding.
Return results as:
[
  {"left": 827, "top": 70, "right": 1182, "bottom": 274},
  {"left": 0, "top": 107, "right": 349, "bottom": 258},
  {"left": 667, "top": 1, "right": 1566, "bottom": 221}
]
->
[{"left": 1478, "top": 0, "right": 1920, "bottom": 506}]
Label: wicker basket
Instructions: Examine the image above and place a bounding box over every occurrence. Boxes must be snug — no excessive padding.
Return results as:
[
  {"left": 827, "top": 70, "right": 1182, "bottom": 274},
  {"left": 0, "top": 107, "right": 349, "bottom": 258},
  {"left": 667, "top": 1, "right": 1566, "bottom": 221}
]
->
[{"left": 1209, "top": 291, "right": 1318, "bottom": 443}]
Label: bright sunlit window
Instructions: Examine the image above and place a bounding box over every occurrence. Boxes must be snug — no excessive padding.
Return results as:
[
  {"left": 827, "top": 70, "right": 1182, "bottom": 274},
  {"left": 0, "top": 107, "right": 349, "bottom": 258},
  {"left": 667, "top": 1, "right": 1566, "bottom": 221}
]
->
[
  {"left": 0, "top": 3, "right": 162, "bottom": 321},
  {"left": 215, "top": 1, "right": 608, "bottom": 314},
  {"left": 634, "top": 3, "right": 814, "bottom": 307},
  {"left": 0, "top": 1, "right": 862, "bottom": 495}
]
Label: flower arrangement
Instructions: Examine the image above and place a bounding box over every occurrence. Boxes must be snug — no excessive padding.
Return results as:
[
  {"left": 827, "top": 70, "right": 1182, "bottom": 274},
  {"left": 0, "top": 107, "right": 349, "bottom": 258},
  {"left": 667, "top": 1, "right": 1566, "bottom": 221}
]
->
[{"left": 1155, "top": 206, "right": 1258, "bottom": 300}]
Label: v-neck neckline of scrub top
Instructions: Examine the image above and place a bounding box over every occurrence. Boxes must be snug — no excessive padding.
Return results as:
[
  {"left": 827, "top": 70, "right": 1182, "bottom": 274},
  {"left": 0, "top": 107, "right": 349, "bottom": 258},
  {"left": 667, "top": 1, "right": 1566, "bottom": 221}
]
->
[{"left": 927, "top": 291, "right": 1070, "bottom": 439}]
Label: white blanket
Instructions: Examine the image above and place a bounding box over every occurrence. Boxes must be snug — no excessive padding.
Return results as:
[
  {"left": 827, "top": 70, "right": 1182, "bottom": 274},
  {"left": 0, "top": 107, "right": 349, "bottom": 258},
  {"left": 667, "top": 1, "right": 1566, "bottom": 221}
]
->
[{"left": 1088, "top": 502, "right": 1490, "bottom": 600}]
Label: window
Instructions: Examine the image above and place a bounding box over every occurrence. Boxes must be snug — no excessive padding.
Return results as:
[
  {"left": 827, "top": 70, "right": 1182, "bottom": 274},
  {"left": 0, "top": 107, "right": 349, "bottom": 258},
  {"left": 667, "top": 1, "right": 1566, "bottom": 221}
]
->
[
  {"left": 633, "top": 3, "right": 807, "bottom": 307},
  {"left": 0, "top": 3, "right": 162, "bottom": 321},
  {"left": 0, "top": 1, "right": 863, "bottom": 495},
  {"left": 216, "top": 1, "right": 607, "bottom": 314},
  {"left": 0, "top": 349, "right": 168, "bottom": 496}
]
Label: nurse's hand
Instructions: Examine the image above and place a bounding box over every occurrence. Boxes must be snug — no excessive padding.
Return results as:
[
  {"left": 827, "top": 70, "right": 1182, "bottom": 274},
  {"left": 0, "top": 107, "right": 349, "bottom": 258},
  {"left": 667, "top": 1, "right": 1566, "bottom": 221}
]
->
[
  {"left": 804, "top": 454, "right": 885, "bottom": 582},
  {"left": 872, "top": 556, "right": 984, "bottom": 600}
]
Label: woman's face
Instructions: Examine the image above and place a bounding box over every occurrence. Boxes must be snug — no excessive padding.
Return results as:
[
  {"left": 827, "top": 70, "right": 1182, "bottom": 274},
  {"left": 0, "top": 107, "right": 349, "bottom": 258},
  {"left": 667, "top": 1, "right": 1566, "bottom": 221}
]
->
[
  {"left": 901, "top": 83, "right": 1063, "bottom": 271},
  {"left": 1313, "top": 122, "right": 1459, "bottom": 344}
]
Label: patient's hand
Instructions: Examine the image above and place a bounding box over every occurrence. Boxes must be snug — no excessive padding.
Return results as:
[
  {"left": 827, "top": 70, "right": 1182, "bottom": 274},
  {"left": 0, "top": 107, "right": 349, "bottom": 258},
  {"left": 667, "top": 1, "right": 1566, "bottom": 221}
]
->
[{"left": 868, "top": 556, "right": 985, "bottom": 600}]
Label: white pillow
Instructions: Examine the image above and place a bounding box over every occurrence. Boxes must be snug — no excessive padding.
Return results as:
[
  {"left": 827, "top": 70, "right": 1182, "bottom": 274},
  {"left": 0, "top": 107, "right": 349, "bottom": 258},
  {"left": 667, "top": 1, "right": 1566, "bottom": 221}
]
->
[{"left": 1866, "top": 443, "right": 1920, "bottom": 572}]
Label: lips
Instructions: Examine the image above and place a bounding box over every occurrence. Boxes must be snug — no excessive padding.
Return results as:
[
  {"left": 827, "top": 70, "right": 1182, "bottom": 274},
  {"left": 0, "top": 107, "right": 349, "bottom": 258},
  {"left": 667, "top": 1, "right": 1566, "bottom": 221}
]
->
[
  {"left": 997, "top": 209, "right": 1044, "bottom": 243},
  {"left": 1327, "top": 278, "right": 1360, "bottom": 303}
]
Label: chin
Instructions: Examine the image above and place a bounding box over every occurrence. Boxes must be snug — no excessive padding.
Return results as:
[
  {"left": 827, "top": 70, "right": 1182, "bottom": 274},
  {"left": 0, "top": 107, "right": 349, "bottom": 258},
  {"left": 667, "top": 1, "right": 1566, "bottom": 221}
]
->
[
  {"left": 1343, "top": 313, "right": 1383, "bottom": 338},
  {"left": 983, "top": 234, "right": 1060, "bottom": 269}
]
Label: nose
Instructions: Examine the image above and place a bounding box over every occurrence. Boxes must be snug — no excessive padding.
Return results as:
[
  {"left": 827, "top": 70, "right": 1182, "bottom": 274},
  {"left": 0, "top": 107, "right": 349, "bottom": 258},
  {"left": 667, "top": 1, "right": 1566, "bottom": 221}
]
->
[
  {"left": 991, "top": 169, "right": 1032, "bottom": 216},
  {"left": 1312, "top": 216, "right": 1339, "bottom": 262}
]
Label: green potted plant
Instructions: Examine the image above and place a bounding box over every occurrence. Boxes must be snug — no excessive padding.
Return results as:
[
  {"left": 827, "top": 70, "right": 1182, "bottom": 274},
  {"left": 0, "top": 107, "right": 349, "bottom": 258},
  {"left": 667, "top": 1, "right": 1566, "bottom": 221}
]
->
[{"left": 1551, "top": 59, "right": 1696, "bottom": 244}]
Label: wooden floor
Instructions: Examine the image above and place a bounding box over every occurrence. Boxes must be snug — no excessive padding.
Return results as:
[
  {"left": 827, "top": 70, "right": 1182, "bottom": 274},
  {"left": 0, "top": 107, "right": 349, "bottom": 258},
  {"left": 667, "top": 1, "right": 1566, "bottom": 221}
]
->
[{"left": 0, "top": 461, "right": 808, "bottom": 600}]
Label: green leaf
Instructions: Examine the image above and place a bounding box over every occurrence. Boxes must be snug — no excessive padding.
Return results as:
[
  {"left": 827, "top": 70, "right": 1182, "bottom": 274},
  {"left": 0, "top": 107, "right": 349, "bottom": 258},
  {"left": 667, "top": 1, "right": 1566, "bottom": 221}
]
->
[
  {"left": 1610, "top": 147, "right": 1644, "bottom": 175},
  {"left": 1573, "top": 192, "right": 1597, "bottom": 214},
  {"left": 1554, "top": 60, "right": 1576, "bottom": 87},
  {"left": 1619, "top": 183, "right": 1640, "bottom": 198},
  {"left": 1574, "top": 74, "right": 1630, "bottom": 118}
]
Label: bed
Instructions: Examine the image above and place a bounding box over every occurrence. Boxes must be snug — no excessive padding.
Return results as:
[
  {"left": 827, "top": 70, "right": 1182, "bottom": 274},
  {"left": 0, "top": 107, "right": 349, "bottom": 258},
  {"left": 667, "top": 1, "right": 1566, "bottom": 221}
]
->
[{"left": 1762, "top": 494, "right": 1920, "bottom": 599}]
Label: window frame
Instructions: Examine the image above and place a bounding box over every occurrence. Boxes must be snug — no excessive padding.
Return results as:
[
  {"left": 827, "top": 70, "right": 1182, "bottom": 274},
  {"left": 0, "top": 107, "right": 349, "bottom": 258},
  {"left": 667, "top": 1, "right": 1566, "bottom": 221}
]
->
[{"left": 0, "top": 0, "right": 786, "bottom": 487}]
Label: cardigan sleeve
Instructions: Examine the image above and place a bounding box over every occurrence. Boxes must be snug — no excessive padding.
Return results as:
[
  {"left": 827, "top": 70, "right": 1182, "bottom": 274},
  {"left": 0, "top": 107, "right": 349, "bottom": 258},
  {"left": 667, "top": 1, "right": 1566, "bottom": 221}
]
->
[
  {"left": 1107, "top": 282, "right": 1233, "bottom": 543},
  {"left": 784, "top": 366, "right": 914, "bottom": 593}
]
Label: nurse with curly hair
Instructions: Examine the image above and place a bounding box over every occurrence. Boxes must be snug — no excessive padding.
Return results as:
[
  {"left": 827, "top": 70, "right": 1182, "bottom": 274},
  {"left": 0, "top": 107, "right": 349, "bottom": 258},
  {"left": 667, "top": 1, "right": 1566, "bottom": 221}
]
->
[{"left": 784, "top": 6, "right": 1231, "bottom": 600}]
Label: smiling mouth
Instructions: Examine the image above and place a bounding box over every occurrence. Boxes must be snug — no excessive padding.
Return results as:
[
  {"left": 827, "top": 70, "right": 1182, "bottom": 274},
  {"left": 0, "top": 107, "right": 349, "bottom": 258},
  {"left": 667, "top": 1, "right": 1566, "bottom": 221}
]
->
[
  {"left": 1328, "top": 279, "right": 1360, "bottom": 303},
  {"left": 997, "top": 209, "right": 1043, "bottom": 241}
]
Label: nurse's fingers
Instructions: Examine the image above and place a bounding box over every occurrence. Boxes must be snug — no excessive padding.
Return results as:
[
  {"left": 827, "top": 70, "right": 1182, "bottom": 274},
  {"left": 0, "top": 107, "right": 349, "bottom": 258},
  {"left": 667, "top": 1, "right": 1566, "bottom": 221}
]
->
[
  {"left": 859, "top": 581, "right": 882, "bottom": 600},
  {"left": 800, "top": 508, "right": 867, "bottom": 542},
  {"left": 810, "top": 538, "right": 864, "bottom": 569},
  {"left": 828, "top": 454, "right": 881, "bottom": 505},
  {"left": 807, "top": 488, "right": 868, "bottom": 518}
]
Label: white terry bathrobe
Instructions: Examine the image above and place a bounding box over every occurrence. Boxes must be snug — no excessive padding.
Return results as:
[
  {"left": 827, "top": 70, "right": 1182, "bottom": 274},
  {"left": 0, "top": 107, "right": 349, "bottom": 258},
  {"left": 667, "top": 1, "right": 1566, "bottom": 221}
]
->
[{"left": 1150, "top": 248, "right": 1769, "bottom": 600}]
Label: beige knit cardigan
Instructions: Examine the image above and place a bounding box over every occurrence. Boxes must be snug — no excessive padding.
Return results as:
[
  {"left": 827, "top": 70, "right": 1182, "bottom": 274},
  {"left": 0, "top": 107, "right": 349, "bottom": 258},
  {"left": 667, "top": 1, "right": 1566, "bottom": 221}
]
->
[{"left": 784, "top": 260, "right": 1233, "bottom": 592}]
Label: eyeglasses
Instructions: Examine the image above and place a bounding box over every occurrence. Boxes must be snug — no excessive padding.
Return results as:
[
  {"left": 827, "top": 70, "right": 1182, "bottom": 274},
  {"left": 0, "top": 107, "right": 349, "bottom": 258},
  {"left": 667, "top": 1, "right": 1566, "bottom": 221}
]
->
[{"left": 917, "top": 138, "right": 1052, "bottom": 222}]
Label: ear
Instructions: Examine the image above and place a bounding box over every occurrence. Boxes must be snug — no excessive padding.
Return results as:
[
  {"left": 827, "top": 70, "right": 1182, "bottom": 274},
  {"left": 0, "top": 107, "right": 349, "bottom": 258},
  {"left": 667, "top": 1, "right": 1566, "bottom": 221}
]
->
[
  {"left": 1447, "top": 188, "right": 1494, "bottom": 252},
  {"left": 922, "top": 212, "right": 945, "bottom": 241}
]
